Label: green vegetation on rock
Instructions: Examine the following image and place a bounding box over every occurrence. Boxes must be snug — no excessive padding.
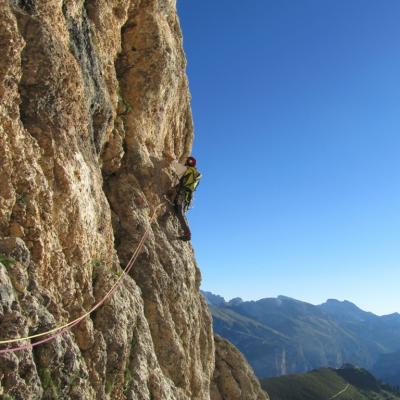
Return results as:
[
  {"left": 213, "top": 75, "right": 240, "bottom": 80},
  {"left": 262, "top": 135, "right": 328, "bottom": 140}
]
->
[
  {"left": 105, "top": 379, "right": 114, "bottom": 395},
  {"left": 1, "top": 394, "right": 16, "bottom": 400},
  {"left": 0, "top": 254, "right": 16, "bottom": 270},
  {"left": 38, "top": 368, "right": 58, "bottom": 398}
]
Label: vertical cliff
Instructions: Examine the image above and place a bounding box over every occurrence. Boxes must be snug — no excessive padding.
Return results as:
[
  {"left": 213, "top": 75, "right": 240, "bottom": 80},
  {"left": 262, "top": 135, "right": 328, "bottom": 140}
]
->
[{"left": 0, "top": 1, "right": 268, "bottom": 399}]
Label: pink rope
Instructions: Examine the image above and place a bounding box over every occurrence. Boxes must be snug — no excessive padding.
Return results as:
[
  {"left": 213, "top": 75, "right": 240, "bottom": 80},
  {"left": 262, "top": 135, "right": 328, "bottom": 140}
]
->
[
  {"left": 0, "top": 204, "right": 162, "bottom": 355},
  {"left": 0, "top": 319, "right": 81, "bottom": 355}
]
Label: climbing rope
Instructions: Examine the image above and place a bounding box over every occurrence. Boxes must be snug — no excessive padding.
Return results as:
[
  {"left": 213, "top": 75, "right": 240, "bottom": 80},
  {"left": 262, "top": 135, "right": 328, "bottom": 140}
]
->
[{"left": 0, "top": 203, "right": 164, "bottom": 355}]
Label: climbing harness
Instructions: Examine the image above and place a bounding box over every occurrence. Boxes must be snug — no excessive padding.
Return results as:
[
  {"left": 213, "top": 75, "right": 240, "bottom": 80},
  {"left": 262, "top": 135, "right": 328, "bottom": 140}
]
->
[{"left": 0, "top": 203, "right": 164, "bottom": 355}]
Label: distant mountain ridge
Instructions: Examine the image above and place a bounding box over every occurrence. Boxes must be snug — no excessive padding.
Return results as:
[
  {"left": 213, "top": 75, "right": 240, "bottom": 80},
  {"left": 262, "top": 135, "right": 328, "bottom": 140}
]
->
[{"left": 202, "top": 291, "right": 400, "bottom": 383}]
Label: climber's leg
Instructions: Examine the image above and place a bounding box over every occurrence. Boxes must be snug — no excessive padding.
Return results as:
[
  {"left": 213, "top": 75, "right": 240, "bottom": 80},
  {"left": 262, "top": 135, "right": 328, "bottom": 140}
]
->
[{"left": 174, "top": 190, "right": 191, "bottom": 241}]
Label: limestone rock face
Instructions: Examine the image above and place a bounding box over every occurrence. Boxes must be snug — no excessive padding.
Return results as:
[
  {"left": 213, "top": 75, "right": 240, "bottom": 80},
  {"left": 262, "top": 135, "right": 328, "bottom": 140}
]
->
[
  {"left": 0, "top": 1, "right": 266, "bottom": 399},
  {"left": 211, "top": 336, "right": 269, "bottom": 400}
]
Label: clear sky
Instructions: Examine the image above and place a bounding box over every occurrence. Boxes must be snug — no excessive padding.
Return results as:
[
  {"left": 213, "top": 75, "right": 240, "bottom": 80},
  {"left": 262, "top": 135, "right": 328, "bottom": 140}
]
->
[{"left": 177, "top": 0, "right": 400, "bottom": 316}]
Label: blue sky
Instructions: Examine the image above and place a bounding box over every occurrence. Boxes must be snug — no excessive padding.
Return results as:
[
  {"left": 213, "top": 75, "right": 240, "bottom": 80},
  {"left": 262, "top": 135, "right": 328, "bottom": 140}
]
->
[{"left": 177, "top": 0, "right": 400, "bottom": 315}]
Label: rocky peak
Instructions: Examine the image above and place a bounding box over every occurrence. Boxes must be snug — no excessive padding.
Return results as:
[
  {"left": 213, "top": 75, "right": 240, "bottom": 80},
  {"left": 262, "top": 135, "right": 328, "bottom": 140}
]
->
[
  {"left": 228, "top": 298, "right": 244, "bottom": 306},
  {"left": 202, "top": 291, "right": 227, "bottom": 307}
]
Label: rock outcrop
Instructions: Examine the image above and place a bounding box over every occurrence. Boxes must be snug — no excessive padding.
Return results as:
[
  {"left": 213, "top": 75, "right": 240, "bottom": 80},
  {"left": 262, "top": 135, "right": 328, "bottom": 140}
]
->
[
  {"left": 0, "top": 1, "right": 267, "bottom": 399},
  {"left": 211, "top": 336, "right": 269, "bottom": 400}
]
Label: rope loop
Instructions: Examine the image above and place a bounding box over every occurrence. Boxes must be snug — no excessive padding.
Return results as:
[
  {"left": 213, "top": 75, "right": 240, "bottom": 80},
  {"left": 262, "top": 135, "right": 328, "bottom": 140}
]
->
[{"left": 0, "top": 202, "right": 164, "bottom": 355}]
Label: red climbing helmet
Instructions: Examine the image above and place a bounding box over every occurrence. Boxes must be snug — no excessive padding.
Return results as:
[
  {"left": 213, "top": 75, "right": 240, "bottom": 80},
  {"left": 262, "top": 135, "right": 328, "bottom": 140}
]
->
[{"left": 186, "top": 156, "right": 196, "bottom": 167}]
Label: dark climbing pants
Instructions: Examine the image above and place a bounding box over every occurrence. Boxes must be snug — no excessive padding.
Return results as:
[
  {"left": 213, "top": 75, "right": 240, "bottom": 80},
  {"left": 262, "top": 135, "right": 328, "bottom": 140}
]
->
[{"left": 174, "top": 189, "right": 191, "bottom": 236}]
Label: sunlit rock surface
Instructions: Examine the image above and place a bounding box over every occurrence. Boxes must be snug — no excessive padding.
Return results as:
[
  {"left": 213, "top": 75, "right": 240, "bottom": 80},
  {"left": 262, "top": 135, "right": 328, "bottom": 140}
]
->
[
  {"left": 0, "top": 1, "right": 267, "bottom": 399},
  {"left": 211, "top": 336, "right": 269, "bottom": 400}
]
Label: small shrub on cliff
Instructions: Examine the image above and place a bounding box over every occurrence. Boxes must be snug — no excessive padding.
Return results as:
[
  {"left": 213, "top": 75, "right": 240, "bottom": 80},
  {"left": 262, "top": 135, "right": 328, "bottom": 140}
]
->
[
  {"left": 105, "top": 379, "right": 114, "bottom": 395},
  {"left": 0, "top": 254, "right": 16, "bottom": 270},
  {"left": 124, "top": 368, "right": 133, "bottom": 395},
  {"left": 117, "top": 92, "right": 132, "bottom": 116},
  {"left": 16, "top": 193, "right": 27, "bottom": 205},
  {"left": 92, "top": 259, "right": 102, "bottom": 268},
  {"left": 38, "top": 368, "right": 58, "bottom": 398},
  {"left": 1, "top": 394, "right": 16, "bottom": 400}
]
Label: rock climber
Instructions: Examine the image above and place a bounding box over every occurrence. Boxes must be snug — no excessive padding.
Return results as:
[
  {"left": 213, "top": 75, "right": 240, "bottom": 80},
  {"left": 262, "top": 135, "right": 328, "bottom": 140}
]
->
[{"left": 172, "top": 156, "right": 202, "bottom": 241}]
